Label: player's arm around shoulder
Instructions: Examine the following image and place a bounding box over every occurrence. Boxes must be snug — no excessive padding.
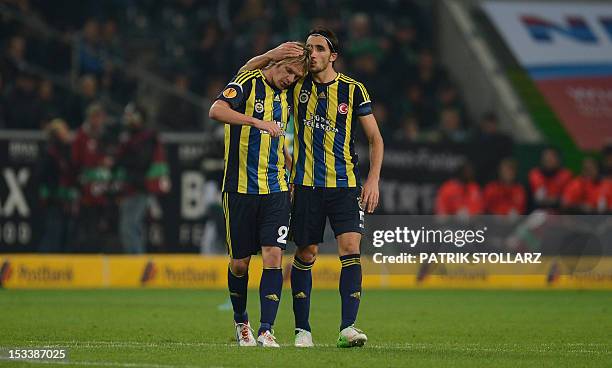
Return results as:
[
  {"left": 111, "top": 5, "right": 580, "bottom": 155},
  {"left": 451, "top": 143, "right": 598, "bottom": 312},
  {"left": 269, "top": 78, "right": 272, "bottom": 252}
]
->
[
  {"left": 240, "top": 42, "right": 305, "bottom": 71},
  {"left": 358, "top": 113, "right": 384, "bottom": 213}
]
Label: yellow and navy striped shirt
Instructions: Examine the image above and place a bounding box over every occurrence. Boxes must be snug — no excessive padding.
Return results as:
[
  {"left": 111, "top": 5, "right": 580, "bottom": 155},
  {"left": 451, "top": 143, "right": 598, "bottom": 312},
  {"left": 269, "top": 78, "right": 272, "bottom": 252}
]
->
[
  {"left": 289, "top": 73, "right": 372, "bottom": 188},
  {"left": 217, "top": 70, "right": 290, "bottom": 194}
]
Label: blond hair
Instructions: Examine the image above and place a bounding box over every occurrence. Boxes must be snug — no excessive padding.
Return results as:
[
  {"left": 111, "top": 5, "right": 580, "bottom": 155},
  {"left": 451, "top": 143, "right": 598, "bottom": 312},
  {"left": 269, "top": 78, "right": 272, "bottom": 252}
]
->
[
  {"left": 45, "top": 118, "right": 68, "bottom": 137},
  {"left": 267, "top": 42, "right": 310, "bottom": 76}
]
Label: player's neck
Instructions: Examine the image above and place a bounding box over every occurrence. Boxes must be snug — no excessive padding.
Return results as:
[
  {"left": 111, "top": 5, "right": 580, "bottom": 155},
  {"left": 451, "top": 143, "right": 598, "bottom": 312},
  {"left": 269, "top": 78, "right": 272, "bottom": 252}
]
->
[{"left": 312, "top": 67, "right": 338, "bottom": 84}]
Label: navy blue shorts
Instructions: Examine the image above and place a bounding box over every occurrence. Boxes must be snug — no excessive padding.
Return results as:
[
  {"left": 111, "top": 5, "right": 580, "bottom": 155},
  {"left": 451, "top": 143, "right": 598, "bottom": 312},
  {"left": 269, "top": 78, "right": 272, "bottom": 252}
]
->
[
  {"left": 289, "top": 185, "right": 364, "bottom": 247},
  {"left": 222, "top": 191, "right": 290, "bottom": 259}
]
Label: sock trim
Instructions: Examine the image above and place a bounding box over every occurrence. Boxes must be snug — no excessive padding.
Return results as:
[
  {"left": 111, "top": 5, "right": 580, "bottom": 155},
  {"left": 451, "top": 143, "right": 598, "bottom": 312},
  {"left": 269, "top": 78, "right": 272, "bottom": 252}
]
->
[
  {"left": 292, "top": 257, "right": 314, "bottom": 270},
  {"left": 340, "top": 254, "right": 361, "bottom": 268}
]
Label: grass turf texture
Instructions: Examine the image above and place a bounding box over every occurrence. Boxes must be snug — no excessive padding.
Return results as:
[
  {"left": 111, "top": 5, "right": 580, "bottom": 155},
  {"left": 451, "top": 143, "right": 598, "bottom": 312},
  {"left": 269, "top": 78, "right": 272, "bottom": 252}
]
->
[{"left": 0, "top": 289, "right": 610, "bottom": 368}]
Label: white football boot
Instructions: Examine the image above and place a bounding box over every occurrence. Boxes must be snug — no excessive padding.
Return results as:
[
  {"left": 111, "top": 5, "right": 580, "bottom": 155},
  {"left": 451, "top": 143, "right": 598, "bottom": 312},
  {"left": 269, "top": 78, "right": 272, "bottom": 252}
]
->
[
  {"left": 337, "top": 325, "right": 367, "bottom": 348},
  {"left": 294, "top": 328, "right": 314, "bottom": 347},
  {"left": 235, "top": 322, "right": 256, "bottom": 347},
  {"left": 257, "top": 330, "right": 280, "bottom": 348}
]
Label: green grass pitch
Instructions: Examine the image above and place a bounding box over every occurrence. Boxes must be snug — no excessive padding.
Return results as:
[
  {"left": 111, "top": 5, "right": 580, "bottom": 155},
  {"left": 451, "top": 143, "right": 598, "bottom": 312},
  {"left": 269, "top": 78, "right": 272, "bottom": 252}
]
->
[{"left": 0, "top": 289, "right": 610, "bottom": 367}]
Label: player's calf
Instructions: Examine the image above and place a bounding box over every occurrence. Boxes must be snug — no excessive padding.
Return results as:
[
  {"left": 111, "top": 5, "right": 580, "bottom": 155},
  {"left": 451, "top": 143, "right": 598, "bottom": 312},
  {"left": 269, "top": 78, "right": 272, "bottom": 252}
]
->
[{"left": 258, "top": 246, "right": 283, "bottom": 338}]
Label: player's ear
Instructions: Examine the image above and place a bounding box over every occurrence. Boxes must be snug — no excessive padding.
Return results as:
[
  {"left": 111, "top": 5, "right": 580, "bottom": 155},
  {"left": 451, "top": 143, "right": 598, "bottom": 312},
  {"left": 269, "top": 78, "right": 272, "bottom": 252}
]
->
[{"left": 329, "top": 52, "right": 338, "bottom": 63}]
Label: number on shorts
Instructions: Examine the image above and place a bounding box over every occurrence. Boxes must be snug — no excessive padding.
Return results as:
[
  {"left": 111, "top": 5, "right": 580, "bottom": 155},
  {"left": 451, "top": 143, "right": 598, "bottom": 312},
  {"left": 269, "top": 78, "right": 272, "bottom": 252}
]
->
[{"left": 277, "top": 226, "right": 288, "bottom": 244}]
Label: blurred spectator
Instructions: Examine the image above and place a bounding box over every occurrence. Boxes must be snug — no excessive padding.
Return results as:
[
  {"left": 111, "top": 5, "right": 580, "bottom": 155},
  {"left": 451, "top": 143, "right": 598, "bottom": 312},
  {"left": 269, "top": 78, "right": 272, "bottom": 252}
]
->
[
  {"left": 394, "top": 115, "right": 421, "bottom": 143},
  {"left": 36, "top": 79, "right": 62, "bottom": 126},
  {"left": 38, "top": 119, "right": 78, "bottom": 252},
  {"left": 0, "top": 35, "right": 28, "bottom": 87},
  {"left": 78, "top": 19, "right": 105, "bottom": 77},
  {"left": 472, "top": 112, "right": 514, "bottom": 183},
  {"left": 346, "top": 13, "right": 384, "bottom": 63},
  {"left": 484, "top": 159, "right": 526, "bottom": 216},
  {"left": 347, "top": 14, "right": 389, "bottom": 102},
  {"left": 4, "top": 71, "right": 40, "bottom": 129},
  {"left": 115, "top": 103, "right": 164, "bottom": 253},
  {"left": 233, "top": 0, "right": 269, "bottom": 28},
  {"left": 100, "top": 19, "right": 122, "bottom": 60},
  {"left": 599, "top": 144, "right": 612, "bottom": 213},
  {"left": 435, "top": 107, "right": 467, "bottom": 143},
  {"left": 437, "top": 83, "right": 466, "bottom": 120},
  {"left": 386, "top": 18, "right": 421, "bottom": 76},
  {"left": 277, "top": 0, "right": 310, "bottom": 41},
  {"left": 398, "top": 84, "right": 428, "bottom": 129},
  {"left": 601, "top": 143, "right": 612, "bottom": 178},
  {"left": 67, "top": 74, "right": 99, "bottom": 127},
  {"left": 412, "top": 49, "right": 446, "bottom": 123},
  {"left": 561, "top": 157, "right": 601, "bottom": 214},
  {"left": 528, "top": 147, "right": 573, "bottom": 211},
  {"left": 193, "top": 21, "right": 229, "bottom": 83},
  {"left": 157, "top": 73, "right": 201, "bottom": 131},
  {"left": 435, "top": 162, "right": 484, "bottom": 217},
  {"left": 72, "top": 102, "right": 114, "bottom": 252}
]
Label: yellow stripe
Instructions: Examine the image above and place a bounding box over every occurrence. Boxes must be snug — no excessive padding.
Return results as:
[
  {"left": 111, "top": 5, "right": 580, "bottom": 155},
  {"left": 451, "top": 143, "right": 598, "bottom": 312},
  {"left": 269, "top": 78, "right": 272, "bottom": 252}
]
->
[
  {"left": 222, "top": 124, "right": 230, "bottom": 192},
  {"left": 238, "top": 79, "right": 255, "bottom": 193},
  {"left": 263, "top": 267, "right": 282, "bottom": 270},
  {"left": 324, "top": 82, "right": 338, "bottom": 187},
  {"left": 292, "top": 263, "right": 311, "bottom": 271},
  {"left": 234, "top": 70, "right": 257, "bottom": 85},
  {"left": 223, "top": 193, "right": 233, "bottom": 258},
  {"left": 341, "top": 260, "right": 361, "bottom": 267},
  {"left": 257, "top": 84, "right": 274, "bottom": 194},
  {"left": 290, "top": 79, "right": 305, "bottom": 184},
  {"left": 344, "top": 84, "right": 357, "bottom": 186},
  {"left": 339, "top": 75, "right": 370, "bottom": 104},
  {"left": 303, "top": 82, "right": 318, "bottom": 186},
  {"left": 277, "top": 90, "right": 289, "bottom": 191},
  {"left": 293, "top": 260, "right": 313, "bottom": 270}
]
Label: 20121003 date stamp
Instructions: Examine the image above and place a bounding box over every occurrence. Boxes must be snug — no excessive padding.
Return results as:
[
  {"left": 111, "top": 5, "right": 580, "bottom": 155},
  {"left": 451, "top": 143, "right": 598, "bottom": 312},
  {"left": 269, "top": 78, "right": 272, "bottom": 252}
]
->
[{"left": 1, "top": 348, "right": 69, "bottom": 361}]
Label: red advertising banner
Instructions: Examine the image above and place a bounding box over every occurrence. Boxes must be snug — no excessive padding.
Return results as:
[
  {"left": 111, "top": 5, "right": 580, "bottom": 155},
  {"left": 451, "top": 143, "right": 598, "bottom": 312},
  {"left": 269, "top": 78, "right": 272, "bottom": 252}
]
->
[{"left": 535, "top": 76, "right": 612, "bottom": 150}]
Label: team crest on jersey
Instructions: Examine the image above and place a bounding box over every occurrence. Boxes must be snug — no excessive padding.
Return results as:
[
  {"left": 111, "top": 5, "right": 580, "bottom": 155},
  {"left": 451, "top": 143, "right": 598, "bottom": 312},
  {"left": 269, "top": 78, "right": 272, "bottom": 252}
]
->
[
  {"left": 299, "top": 90, "right": 310, "bottom": 103},
  {"left": 254, "top": 101, "right": 264, "bottom": 113},
  {"left": 222, "top": 87, "right": 237, "bottom": 99},
  {"left": 338, "top": 103, "right": 348, "bottom": 115}
]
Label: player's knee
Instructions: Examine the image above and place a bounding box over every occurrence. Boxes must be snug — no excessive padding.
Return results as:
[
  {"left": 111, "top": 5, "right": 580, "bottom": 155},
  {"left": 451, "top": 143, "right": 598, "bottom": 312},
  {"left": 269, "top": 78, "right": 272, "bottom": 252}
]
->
[
  {"left": 337, "top": 233, "right": 361, "bottom": 256},
  {"left": 229, "top": 258, "right": 250, "bottom": 276},
  {"left": 262, "top": 246, "right": 282, "bottom": 268},
  {"left": 295, "top": 245, "right": 318, "bottom": 263}
]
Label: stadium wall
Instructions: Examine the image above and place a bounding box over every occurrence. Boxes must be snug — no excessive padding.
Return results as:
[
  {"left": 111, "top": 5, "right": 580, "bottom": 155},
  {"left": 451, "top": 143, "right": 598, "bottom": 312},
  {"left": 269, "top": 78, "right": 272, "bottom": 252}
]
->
[{"left": 1, "top": 255, "right": 611, "bottom": 290}]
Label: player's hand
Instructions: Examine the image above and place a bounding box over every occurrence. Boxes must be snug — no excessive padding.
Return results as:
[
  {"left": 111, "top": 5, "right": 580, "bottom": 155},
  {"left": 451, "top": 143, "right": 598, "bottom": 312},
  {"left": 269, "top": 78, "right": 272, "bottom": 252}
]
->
[
  {"left": 360, "top": 177, "right": 379, "bottom": 213},
  {"left": 254, "top": 119, "right": 283, "bottom": 137},
  {"left": 265, "top": 42, "right": 304, "bottom": 62}
]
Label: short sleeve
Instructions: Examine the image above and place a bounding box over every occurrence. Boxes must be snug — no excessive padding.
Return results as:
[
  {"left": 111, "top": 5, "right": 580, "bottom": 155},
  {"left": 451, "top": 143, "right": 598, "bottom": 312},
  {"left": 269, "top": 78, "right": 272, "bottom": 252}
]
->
[
  {"left": 353, "top": 82, "right": 372, "bottom": 116},
  {"left": 216, "top": 70, "right": 255, "bottom": 109}
]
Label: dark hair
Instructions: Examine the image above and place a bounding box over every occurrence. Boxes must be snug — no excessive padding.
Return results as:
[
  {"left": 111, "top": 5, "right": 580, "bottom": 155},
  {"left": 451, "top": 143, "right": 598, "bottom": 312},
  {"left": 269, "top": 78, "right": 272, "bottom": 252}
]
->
[{"left": 307, "top": 27, "right": 339, "bottom": 53}]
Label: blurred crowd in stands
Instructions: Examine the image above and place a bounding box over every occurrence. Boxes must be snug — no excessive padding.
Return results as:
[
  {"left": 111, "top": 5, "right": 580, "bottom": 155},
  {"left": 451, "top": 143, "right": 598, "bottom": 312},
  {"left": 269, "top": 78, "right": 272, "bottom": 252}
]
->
[
  {"left": 435, "top": 145, "right": 612, "bottom": 217},
  {"left": 37, "top": 102, "right": 169, "bottom": 254},
  {"left": 0, "top": 0, "right": 471, "bottom": 140}
]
